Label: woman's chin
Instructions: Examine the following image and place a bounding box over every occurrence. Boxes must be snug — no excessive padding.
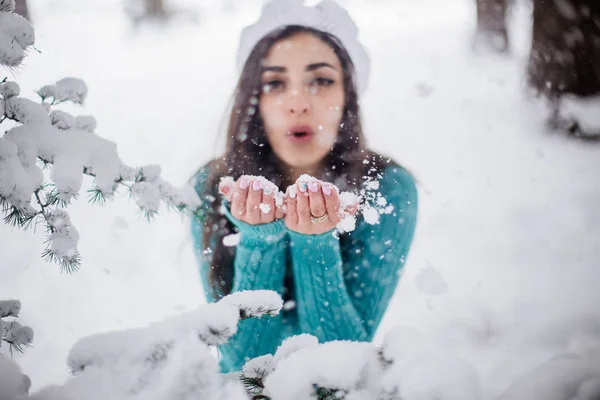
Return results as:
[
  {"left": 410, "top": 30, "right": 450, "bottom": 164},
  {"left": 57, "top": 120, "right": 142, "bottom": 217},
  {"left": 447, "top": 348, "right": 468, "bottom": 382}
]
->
[{"left": 282, "top": 158, "right": 323, "bottom": 170}]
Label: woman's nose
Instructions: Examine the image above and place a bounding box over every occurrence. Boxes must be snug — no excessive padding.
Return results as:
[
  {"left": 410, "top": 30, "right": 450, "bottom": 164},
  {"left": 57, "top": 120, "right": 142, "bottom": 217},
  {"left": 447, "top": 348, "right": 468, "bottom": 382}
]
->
[{"left": 287, "top": 88, "right": 311, "bottom": 115}]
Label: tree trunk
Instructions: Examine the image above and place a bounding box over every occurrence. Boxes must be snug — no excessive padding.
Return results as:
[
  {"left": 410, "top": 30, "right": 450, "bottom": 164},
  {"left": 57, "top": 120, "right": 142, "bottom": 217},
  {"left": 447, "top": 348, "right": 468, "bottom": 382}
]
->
[
  {"left": 528, "top": 0, "right": 600, "bottom": 98},
  {"left": 145, "top": 0, "right": 166, "bottom": 18},
  {"left": 527, "top": 0, "right": 600, "bottom": 139},
  {"left": 475, "top": 0, "right": 510, "bottom": 52},
  {"left": 14, "top": 0, "right": 30, "bottom": 22}
]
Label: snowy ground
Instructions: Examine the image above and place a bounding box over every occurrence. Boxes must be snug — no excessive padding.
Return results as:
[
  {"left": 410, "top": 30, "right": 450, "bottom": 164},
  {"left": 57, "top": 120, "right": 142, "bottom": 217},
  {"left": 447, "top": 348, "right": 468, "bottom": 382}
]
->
[{"left": 1, "top": 0, "right": 600, "bottom": 397}]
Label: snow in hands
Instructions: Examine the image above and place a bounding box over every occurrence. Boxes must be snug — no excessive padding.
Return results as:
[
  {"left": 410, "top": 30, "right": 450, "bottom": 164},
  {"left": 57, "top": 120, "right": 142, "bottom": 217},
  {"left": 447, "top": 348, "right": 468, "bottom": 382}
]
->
[{"left": 218, "top": 172, "right": 392, "bottom": 235}]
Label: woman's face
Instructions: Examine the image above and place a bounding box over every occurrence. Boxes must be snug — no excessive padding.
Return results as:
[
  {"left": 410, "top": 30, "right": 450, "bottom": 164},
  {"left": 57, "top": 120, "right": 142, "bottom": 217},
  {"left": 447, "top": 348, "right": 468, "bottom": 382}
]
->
[{"left": 259, "top": 32, "right": 345, "bottom": 171}]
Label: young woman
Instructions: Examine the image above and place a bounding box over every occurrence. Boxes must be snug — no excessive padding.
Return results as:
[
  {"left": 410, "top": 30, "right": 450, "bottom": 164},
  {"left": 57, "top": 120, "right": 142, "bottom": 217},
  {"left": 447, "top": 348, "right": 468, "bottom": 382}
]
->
[{"left": 191, "top": 0, "right": 418, "bottom": 373}]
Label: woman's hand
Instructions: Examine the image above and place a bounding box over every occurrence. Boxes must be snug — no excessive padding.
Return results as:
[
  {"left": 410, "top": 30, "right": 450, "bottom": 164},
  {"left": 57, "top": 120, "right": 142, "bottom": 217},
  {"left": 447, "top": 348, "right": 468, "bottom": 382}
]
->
[
  {"left": 219, "top": 176, "right": 284, "bottom": 225},
  {"left": 284, "top": 180, "right": 358, "bottom": 235}
]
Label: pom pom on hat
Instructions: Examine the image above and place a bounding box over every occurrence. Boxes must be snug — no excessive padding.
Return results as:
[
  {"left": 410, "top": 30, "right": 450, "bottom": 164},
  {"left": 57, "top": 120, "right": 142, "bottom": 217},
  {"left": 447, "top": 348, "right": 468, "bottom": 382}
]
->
[{"left": 236, "top": 0, "right": 370, "bottom": 95}]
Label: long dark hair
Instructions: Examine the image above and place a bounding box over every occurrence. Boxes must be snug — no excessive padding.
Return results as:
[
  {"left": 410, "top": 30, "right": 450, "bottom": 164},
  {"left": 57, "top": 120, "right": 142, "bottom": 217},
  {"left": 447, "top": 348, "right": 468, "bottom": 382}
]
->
[{"left": 197, "top": 25, "right": 392, "bottom": 298}]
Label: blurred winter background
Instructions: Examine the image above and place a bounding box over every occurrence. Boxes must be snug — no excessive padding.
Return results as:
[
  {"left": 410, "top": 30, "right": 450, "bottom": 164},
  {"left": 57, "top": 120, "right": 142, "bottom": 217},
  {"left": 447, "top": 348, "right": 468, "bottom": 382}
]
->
[{"left": 1, "top": 0, "right": 599, "bottom": 397}]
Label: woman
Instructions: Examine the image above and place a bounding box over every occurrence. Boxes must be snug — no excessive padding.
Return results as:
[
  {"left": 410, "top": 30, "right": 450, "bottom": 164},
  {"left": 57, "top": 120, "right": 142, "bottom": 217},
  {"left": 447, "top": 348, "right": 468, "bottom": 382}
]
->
[{"left": 191, "top": 0, "right": 418, "bottom": 373}]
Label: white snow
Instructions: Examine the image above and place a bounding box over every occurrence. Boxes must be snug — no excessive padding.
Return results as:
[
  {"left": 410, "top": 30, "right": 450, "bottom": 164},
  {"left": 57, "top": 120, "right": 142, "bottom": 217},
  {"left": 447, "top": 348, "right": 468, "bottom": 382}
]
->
[
  {"left": 259, "top": 202, "right": 271, "bottom": 214},
  {"left": 0, "top": 355, "right": 31, "bottom": 398},
  {"left": 219, "top": 289, "right": 283, "bottom": 319},
  {"left": 242, "top": 354, "right": 274, "bottom": 379},
  {"left": 265, "top": 341, "right": 380, "bottom": 399},
  {"left": 1, "top": 0, "right": 600, "bottom": 399},
  {"left": 1, "top": 81, "right": 20, "bottom": 97},
  {"left": 559, "top": 94, "right": 600, "bottom": 134},
  {"left": 0, "top": 299, "right": 21, "bottom": 318},
  {"left": 361, "top": 204, "right": 380, "bottom": 225},
  {"left": 37, "top": 78, "right": 88, "bottom": 105},
  {"left": 0, "top": 30, "right": 24, "bottom": 66},
  {"left": 0, "top": 0, "right": 15, "bottom": 13},
  {"left": 222, "top": 232, "right": 241, "bottom": 247},
  {"left": 414, "top": 266, "right": 449, "bottom": 296},
  {"left": 3, "top": 321, "right": 35, "bottom": 348},
  {"left": 49, "top": 110, "right": 76, "bottom": 130},
  {"left": 47, "top": 211, "right": 80, "bottom": 260},
  {"left": 0, "top": 8, "right": 34, "bottom": 67},
  {"left": 0, "top": 12, "right": 34, "bottom": 49},
  {"left": 272, "top": 333, "right": 319, "bottom": 366}
]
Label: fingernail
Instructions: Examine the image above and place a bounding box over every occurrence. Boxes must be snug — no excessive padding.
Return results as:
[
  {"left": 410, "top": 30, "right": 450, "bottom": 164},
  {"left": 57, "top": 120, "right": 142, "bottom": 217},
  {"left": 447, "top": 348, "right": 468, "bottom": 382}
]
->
[
  {"left": 288, "top": 186, "right": 297, "bottom": 199},
  {"left": 298, "top": 182, "right": 307, "bottom": 192},
  {"left": 322, "top": 184, "right": 332, "bottom": 196},
  {"left": 239, "top": 177, "right": 250, "bottom": 189},
  {"left": 263, "top": 186, "right": 273, "bottom": 195},
  {"left": 308, "top": 182, "right": 319, "bottom": 192},
  {"left": 252, "top": 180, "right": 262, "bottom": 191}
]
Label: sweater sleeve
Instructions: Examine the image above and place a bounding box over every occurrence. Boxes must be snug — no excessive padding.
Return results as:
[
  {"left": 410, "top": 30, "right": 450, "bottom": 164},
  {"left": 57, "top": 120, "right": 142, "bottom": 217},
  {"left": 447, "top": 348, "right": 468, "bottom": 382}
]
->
[
  {"left": 190, "top": 166, "right": 290, "bottom": 372},
  {"left": 288, "top": 165, "right": 418, "bottom": 342}
]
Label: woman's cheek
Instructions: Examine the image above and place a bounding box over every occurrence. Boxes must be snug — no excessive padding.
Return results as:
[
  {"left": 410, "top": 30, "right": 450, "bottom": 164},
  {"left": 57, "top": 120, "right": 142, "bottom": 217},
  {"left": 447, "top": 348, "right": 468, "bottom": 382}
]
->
[
  {"left": 261, "top": 100, "right": 287, "bottom": 133},
  {"left": 315, "top": 125, "right": 338, "bottom": 148},
  {"left": 325, "top": 105, "right": 343, "bottom": 124}
]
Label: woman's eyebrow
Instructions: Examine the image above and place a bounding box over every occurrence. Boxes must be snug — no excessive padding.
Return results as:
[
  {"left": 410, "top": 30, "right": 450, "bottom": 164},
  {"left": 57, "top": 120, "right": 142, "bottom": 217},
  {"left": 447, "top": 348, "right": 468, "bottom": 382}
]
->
[
  {"left": 306, "top": 62, "right": 336, "bottom": 71},
  {"left": 261, "top": 62, "right": 337, "bottom": 73},
  {"left": 261, "top": 65, "right": 286, "bottom": 73}
]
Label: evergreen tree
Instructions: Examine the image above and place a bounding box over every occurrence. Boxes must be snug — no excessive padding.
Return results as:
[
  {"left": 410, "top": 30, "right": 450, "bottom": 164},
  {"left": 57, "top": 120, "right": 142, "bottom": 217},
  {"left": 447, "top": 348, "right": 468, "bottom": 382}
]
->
[
  {"left": 527, "top": 0, "right": 600, "bottom": 140},
  {"left": 474, "top": 0, "right": 510, "bottom": 53}
]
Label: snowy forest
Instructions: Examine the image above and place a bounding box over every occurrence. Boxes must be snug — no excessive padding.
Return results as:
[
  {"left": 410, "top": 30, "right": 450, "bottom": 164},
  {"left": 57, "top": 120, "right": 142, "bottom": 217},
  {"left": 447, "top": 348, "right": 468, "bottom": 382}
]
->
[{"left": 1, "top": 0, "right": 600, "bottom": 399}]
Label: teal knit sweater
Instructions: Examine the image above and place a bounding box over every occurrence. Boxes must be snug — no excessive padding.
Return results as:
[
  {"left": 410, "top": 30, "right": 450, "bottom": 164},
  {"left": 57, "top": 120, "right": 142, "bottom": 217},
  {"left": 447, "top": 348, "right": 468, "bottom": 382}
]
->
[{"left": 191, "top": 164, "right": 418, "bottom": 372}]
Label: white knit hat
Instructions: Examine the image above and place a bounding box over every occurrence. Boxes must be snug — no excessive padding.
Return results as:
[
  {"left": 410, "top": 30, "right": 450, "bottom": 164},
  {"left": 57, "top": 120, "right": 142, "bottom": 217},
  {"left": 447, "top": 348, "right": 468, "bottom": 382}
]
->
[{"left": 236, "top": 0, "right": 370, "bottom": 96}]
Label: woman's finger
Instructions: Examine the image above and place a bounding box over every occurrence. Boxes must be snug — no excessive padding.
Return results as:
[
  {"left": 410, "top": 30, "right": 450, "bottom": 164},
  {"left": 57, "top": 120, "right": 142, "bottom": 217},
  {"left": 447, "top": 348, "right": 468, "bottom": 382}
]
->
[
  {"left": 323, "top": 183, "right": 342, "bottom": 224},
  {"left": 218, "top": 179, "right": 234, "bottom": 203},
  {"left": 307, "top": 181, "right": 327, "bottom": 219},
  {"left": 231, "top": 176, "right": 250, "bottom": 218},
  {"left": 260, "top": 188, "right": 276, "bottom": 223},
  {"left": 296, "top": 182, "right": 311, "bottom": 225},
  {"left": 275, "top": 205, "right": 285, "bottom": 220},
  {"left": 285, "top": 185, "right": 298, "bottom": 226},
  {"left": 220, "top": 185, "right": 233, "bottom": 203},
  {"left": 246, "top": 179, "right": 263, "bottom": 224},
  {"left": 274, "top": 192, "right": 285, "bottom": 220}
]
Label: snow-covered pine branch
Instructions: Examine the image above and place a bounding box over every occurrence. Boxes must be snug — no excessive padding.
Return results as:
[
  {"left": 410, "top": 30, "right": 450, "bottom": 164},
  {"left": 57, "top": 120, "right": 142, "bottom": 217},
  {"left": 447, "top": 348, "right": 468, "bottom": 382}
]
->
[
  {"left": 219, "top": 289, "right": 283, "bottom": 320},
  {"left": 0, "top": 354, "right": 32, "bottom": 400},
  {"left": 236, "top": 329, "right": 512, "bottom": 400},
  {"left": 0, "top": 4, "right": 202, "bottom": 272},
  {"left": 0, "top": 0, "right": 34, "bottom": 69},
  {"left": 20, "top": 290, "right": 284, "bottom": 400},
  {"left": 0, "top": 300, "right": 34, "bottom": 357}
]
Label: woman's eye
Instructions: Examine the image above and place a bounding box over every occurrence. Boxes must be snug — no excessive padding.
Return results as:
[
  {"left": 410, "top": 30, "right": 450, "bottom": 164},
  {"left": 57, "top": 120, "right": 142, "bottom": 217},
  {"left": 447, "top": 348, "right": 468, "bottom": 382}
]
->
[
  {"left": 262, "top": 80, "right": 283, "bottom": 93},
  {"left": 312, "top": 77, "right": 335, "bottom": 87}
]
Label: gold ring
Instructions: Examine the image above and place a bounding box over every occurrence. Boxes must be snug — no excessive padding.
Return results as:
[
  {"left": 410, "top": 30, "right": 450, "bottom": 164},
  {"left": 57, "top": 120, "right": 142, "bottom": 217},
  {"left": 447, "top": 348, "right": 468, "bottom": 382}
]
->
[{"left": 310, "top": 213, "right": 328, "bottom": 223}]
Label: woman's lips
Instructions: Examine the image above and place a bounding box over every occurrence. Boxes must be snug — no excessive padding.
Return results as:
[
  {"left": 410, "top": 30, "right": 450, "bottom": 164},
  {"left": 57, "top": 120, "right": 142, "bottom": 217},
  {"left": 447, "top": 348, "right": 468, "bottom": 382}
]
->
[{"left": 287, "top": 125, "right": 314, "bottom": 143}]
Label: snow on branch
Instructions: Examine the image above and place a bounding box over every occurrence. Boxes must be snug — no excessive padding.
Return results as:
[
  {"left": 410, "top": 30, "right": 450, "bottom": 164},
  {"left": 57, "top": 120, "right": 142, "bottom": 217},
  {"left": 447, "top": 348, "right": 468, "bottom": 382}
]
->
[
  {"left": 0, "top": 354, "right": 32, "bottom": 399},
  {"left": 0, "top": 299, "right": 34, "bottom": 357},
  {"left": 0, "top": 3, "right": 34, "bottom": 68},
  {"left": 1, "top": 6, "right": 203, "bottom": 272},
  {"left": 67, "top": 302, "right": 241, "bottom": 374},
  {"left": 218, "top": 289, "right": 284, "bottom": 320},
  {"left": 55, "top": 292, "right": 283, "bottom": 399},
  {"left": 0, "top": 77, "right": 202, "bottom": 271},
  {"left": 54, "top": 332, "right": 248, "bottom": 400},
  {"left": 264, "top": 340, "right": 381, "bottom": 400},
  {"left": 50, "top": 294, "right": 281, "bottom": 400},
  {"left": 0, "top": 82, "right": 202, "bottom": 272}
]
